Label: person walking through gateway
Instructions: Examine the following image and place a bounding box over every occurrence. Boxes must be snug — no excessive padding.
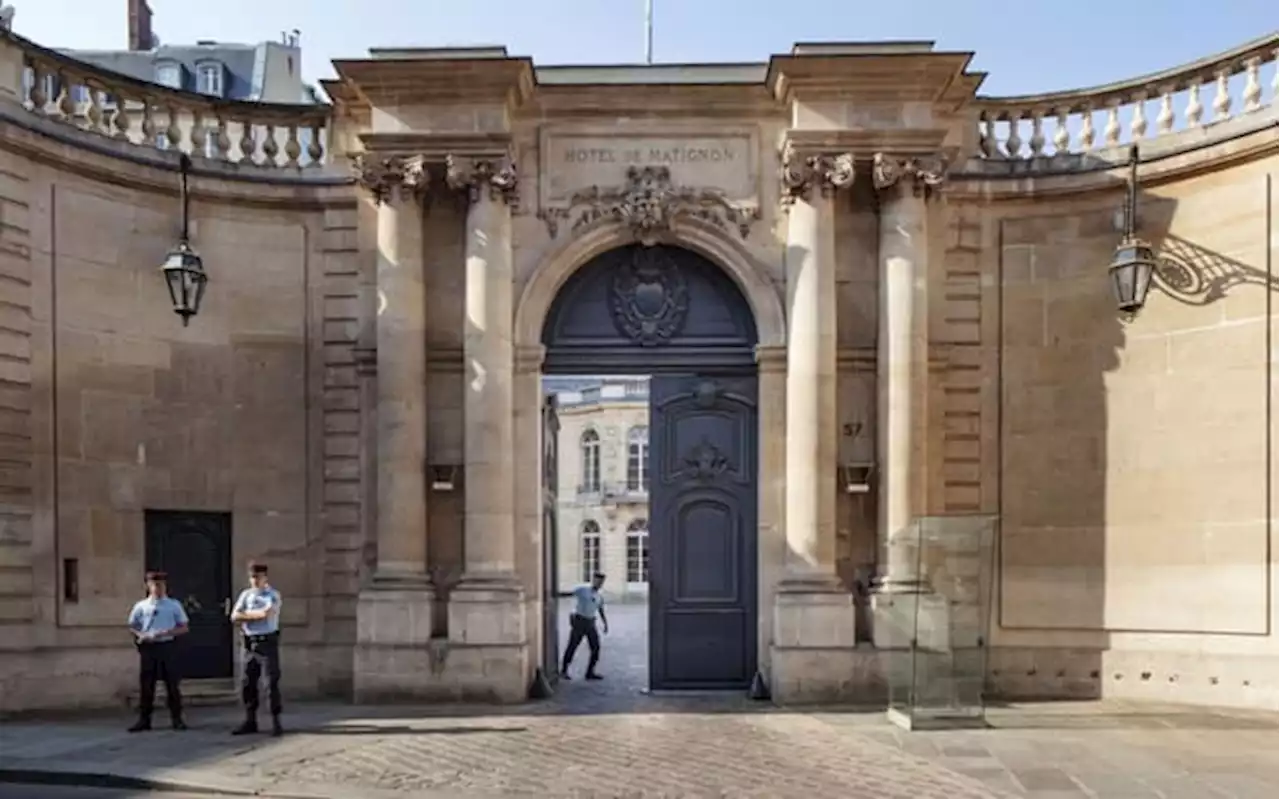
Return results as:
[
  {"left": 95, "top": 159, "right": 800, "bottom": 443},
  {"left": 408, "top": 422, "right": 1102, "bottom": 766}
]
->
[
  {"left": 126, "top": 570, "right": 189, "bottom": 732},
  {"left": 561, "top": 571, "right": 609, "bottom": 680},
  {"left": 229, "top": 562, "right": 284, "bottom": 736}
]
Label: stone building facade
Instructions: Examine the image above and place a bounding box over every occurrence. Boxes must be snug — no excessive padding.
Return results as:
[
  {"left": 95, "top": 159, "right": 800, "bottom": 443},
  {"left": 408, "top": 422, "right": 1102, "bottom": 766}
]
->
[
  {"left": 547, "top": 378, "right": 651, "bottom": 601},
  {"left": 0, "top": 26, "right": 1275, "bottom": 711}
]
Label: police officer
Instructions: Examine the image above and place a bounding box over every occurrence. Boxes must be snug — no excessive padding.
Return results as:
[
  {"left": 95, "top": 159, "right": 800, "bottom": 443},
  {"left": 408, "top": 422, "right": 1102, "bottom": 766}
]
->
[
  {"left": 126, "top": 571, "right": 189, "bottom": 732},
  {"left": 229, "top": 561, "right": 284, "bottom": 736}
]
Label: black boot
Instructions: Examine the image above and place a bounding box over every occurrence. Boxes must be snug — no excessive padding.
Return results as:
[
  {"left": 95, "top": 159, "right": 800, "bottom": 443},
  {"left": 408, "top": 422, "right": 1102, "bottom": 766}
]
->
[
  {"left": 127, "top": 718, "right": 151, "bottom": 733},
  {"left": 231, "top": 717, "right": 258, "bottom": 735},
  {"left": 270, "top": 715, "right": 284, "bottom": 737},
  {"left": 171, "top": 716, "right": 187, "bottom": 731}
]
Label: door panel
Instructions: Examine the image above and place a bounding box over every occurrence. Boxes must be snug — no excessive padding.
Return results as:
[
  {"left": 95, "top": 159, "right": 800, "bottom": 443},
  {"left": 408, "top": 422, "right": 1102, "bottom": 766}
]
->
[
  {"left": 649, "top": 374, "right": 757, "bottom": 690},
  {"left": 144, "top": 510, "right": 234, "bottom": 680},
  {"left": 541, "top": 395, "right": 561, "bottom": 683}
]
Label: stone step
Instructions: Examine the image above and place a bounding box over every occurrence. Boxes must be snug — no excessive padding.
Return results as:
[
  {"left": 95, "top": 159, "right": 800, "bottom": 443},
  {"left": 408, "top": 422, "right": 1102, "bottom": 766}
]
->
[{"left": 127, "top": 678, "right": 238, "bottom": 710}]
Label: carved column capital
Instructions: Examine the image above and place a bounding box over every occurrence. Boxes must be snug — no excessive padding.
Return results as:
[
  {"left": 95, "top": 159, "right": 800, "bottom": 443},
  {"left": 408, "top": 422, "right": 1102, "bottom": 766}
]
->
[
  {"left": 352, "top": 153, "right": 430, "bottom": 206},
  {"left": 780, "top": 146, "right": 855, "bottom": 205},
  {"left": 871, "top": 152, "right": 948, "bottom": 201},
  {"left": 514, "top": 344, "right": 546, "bottom": 374},
  {"left": 445, "top": 154, "right": 519, "bottom": 206}
]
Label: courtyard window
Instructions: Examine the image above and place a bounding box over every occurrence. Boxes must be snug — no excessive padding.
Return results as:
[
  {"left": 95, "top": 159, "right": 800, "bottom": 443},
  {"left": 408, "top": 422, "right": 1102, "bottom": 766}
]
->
[
  {"left": 155, "top": 62, "right": 182, "bottom": 89},
  {"left": 580, "top": 429, "right": 601, "bottom": 493},
  {"left": 626, "top": 518, "right": 649, "bottom": 584},
  {"left": 580, "top": 520, "right": 601, "bottom": 583},
  {"left": 196, "top": 63, "right": 224, "bottom": 97},
  {"left": 626, "top": 425, "right": 648, "bottom": 492}
]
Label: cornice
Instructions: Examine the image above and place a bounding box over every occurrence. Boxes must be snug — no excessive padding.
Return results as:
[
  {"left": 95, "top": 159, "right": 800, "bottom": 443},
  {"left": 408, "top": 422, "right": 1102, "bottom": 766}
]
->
[
  {"left": 356, "top": 132, "right": 514, "bottom": 160},
  {"left": 766, "top": 48, "right": 983, "bottom": 108},
  {"left": 331, "top": 56, "right": 535, "bottom": 109},
  {"left": 781, "top": 128, "right": 957, "bottom": 163}
]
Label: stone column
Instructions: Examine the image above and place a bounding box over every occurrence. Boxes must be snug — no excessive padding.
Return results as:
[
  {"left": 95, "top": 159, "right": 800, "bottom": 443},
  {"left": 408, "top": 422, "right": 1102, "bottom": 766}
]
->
[
  {"left": 352, "top": 154, "right": 434, "bottom": 701},
  {"left": 778, "top": 147, "right": 854, "bottom": 583},
  {"left": 443, "top": 154, "right": 527, "bottom": 701},
  {"left": 769, "top": 147, "right": 859, "bottom": 703},
  {"left": 869, "top": 152, "right": 946, "bottom": 652},
  {"left": 870, "top": 153, "right": 945, "bottom": 595}
]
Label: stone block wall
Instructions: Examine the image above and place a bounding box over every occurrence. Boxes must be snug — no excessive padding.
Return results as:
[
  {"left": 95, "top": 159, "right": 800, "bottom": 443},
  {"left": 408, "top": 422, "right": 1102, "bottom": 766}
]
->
[
  {"left": 951, "top": 128, "right": 1278, "bottom": 711},
  {"left": 0, "top": 116, "right": 353, "bottom": 711}
]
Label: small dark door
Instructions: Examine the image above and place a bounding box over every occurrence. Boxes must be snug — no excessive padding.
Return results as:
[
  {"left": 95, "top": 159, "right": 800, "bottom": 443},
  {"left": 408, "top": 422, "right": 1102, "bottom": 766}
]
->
[
  {"left": 649, "top": 374, "right": 758, "bottom": 690},
  {"left": 144, "top": 510, "right": 234, "bottom": 680},
  {"left": 541, "top": 395, "right": 562, "bottom": 684}
]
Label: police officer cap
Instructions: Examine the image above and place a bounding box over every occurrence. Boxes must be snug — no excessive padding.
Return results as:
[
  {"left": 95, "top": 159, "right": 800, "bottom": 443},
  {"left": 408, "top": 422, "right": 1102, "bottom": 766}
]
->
[
  {"left": 145, "top": 570, "right": 167, "bottom": 581},
  {"left": 249, "top": 562, "right": 269, "bottom": 575}
]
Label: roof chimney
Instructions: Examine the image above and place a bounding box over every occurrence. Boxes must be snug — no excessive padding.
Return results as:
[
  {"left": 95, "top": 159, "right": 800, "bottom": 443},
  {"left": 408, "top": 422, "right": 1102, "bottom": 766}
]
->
[{"left": 128, "top": 0, "right": 155, "bottom": 51}]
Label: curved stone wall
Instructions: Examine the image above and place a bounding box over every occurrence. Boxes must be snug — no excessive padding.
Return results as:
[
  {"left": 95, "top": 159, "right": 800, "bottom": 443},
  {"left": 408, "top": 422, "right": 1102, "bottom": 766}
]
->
[{"left": 0, "top": 33, "right": 360, "bottom": 710}]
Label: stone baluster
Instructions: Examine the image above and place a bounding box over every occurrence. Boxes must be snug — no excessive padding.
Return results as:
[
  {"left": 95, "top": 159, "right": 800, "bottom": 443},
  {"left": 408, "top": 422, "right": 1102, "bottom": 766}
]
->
[
  {"left": 1273, "top": 49, "right": 1279, "bottom": 104},
  {"left": 262, "top": 124, "right": 279, "bottom": 166},
  {"left": 445, "top": 153, "right": 526, "bottom": 662},
  {"left": 1079, "top": 104, "right": 1096, "bottom": 150},
  {"left": 1156, "top": 89, "right": 1176, "bottom": 134},
  {"left": 1104, "top": 101, "right": 1122, "bottom": 146},
  {"left": 1027, "top": 111, "right": 1045, "bottom": 157},
  {"left": 140, "top": 101, "right": 156, "bottom": 145},
  {"left": 1129, "top": 92, "right": 1148, "bottom": 140},
  {"left": 1052, "top": 108, "right": 1070, "bottom": 156},
  {"left": 1211, "top": 69, "right": 1231, "bottom": 121},
  {"left": 354, "top": 153, "right": 432, "bottom": 587},
  {"left": 284, "top": 125, "right": 302, "bottom": 168},
  {"left": 778, "top": 146, "right": 854, "bottom": 582},
  {"left": 163, "top": 104, "right": 180, "bottom": 150},
  {"left": 1003, "top": 112, "right": 1022, "bottom": 158},
  {"left": 1242, "top": 57, "right": 1262, "bottom": 112},
  {"left": 238, "top": 121, "right": 255, "bottom": 164},
  {"left": 1186, "top": 81, "right": 1205, "bottom": 126},
  {"left": 307, "top": 123, "right": 325, "bottom": 166},
  {"left": 85, "top": 87, "right": 104, "bottom": 134},
  {"left": 26, "top": 62, "right": 47, "bottom": 112},
  {"left": 189, "top": 110, "right": 207, "bottom": 157},
  {"left": 869, "top": 152, "right": 945, "bottom": 603},
  {"left": 211, "top": 114, "right": 229, "bottom": 160},
  {"left": 55, "top": 70, "right": 74, "bottom": 119}
]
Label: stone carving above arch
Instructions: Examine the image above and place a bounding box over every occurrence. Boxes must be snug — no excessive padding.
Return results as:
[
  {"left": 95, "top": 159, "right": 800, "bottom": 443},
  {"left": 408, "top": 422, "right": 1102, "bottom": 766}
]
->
[
  {"left": 608, "top": 247, "right": 691, "bottom": 347},
  {"left": 541, "top": 242, "right": 759, "bottom": 372},
  {"left": 537, "top": 166, "right": 760, "bottom": 245}
]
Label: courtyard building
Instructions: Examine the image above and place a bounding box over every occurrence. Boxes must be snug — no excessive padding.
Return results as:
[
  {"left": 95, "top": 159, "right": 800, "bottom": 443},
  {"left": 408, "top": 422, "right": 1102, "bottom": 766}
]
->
[{"left": 0, "top": 13, "right": 1274, "bottom": 715}]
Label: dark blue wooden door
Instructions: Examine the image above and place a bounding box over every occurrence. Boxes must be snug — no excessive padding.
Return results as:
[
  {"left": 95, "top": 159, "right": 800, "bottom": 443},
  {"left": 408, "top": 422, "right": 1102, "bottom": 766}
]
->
[
  {"left": 144, "top": 510, "right": 234, "bottom": 680},
  {"left": 648, "top": 375, "right": 757, "bottom": 690}
]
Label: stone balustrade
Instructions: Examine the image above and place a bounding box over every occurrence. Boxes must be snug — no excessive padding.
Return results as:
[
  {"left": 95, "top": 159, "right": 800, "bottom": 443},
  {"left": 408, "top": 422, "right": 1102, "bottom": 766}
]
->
[
  {"left": 973, "top": 34, "right": 1278, "bottom": 161},
  {"left": 2, "top": 28, "right": 329, "bottom": 169}
]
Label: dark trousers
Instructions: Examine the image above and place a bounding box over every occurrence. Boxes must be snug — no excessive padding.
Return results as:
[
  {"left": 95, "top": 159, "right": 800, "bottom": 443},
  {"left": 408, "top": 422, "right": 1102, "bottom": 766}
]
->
[
  {"left": 240, "top": 632, "right": 283, "bottom": 717},
  {"left": 138, "top": 641, "right": 182, "bottom": 722},
  {"left": 561, "top": 613, "right": 601, "bottom": 674}
]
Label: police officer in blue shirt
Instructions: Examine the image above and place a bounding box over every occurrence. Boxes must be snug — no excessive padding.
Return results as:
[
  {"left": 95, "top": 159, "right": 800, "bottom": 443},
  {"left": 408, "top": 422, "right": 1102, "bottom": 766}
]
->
[
  {"left": 126, "top": 571, "right": 189, "bottom": 732},
  {"left": 229, "top": 561, "right": 284, "bottom": 736}
]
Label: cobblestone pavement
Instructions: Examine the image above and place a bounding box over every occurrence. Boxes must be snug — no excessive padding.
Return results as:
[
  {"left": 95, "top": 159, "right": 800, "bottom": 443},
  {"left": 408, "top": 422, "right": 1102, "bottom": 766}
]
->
[{"left": 0, "top": 602, "right": 1274, "bottom": 798}]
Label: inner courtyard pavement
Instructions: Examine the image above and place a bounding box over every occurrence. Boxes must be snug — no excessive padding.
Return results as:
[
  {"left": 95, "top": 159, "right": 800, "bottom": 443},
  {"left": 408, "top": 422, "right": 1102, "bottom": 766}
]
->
[{"left": 0, "top": 602, "right": 1274, "bottom": 798}]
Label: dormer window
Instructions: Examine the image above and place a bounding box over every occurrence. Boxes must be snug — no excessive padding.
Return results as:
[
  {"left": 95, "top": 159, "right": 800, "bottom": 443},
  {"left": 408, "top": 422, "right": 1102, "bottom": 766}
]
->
[
  {"left": 154, "top": 62, "right": 182, "bottom": 89},
  {"left": 196, "top": 63, "right": 224, "bottom": 97}
]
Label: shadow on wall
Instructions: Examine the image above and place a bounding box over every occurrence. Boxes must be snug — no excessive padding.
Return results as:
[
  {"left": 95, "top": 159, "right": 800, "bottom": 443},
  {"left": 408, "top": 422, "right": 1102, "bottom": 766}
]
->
[{"left": 995, "top": 157, "right": 1277, "bottom": 702}]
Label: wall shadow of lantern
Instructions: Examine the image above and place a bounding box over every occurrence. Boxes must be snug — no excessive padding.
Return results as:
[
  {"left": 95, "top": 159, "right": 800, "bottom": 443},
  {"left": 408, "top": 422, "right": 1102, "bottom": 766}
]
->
[
  {"left": 1109, "top": 144, "right": 1157, "bottom": 316},
  {"left": 160, "top": 154, "right": 208, "bottom": 326}
]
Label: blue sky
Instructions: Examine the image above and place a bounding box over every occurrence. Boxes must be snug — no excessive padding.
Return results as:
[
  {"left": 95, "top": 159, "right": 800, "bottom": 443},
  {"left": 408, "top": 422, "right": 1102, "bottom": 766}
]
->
[{"left": 16, "top": 0, "right": 1279, "bottom": 94}]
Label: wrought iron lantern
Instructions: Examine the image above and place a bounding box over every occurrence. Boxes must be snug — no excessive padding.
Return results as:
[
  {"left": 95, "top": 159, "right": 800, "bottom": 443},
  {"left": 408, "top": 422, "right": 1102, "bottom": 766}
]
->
[
  {"left": 160, "top": 154, "right": 208, "bottom": 326},
  {"left": 1109, "top": 144, "right": 1157, "bottom": 315}
]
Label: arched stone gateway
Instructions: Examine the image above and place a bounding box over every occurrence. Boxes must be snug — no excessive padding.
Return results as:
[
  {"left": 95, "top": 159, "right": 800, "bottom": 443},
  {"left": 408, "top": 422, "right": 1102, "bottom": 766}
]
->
[{"left": 540, "top": 244, "right": 761, "bottom": 690}]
